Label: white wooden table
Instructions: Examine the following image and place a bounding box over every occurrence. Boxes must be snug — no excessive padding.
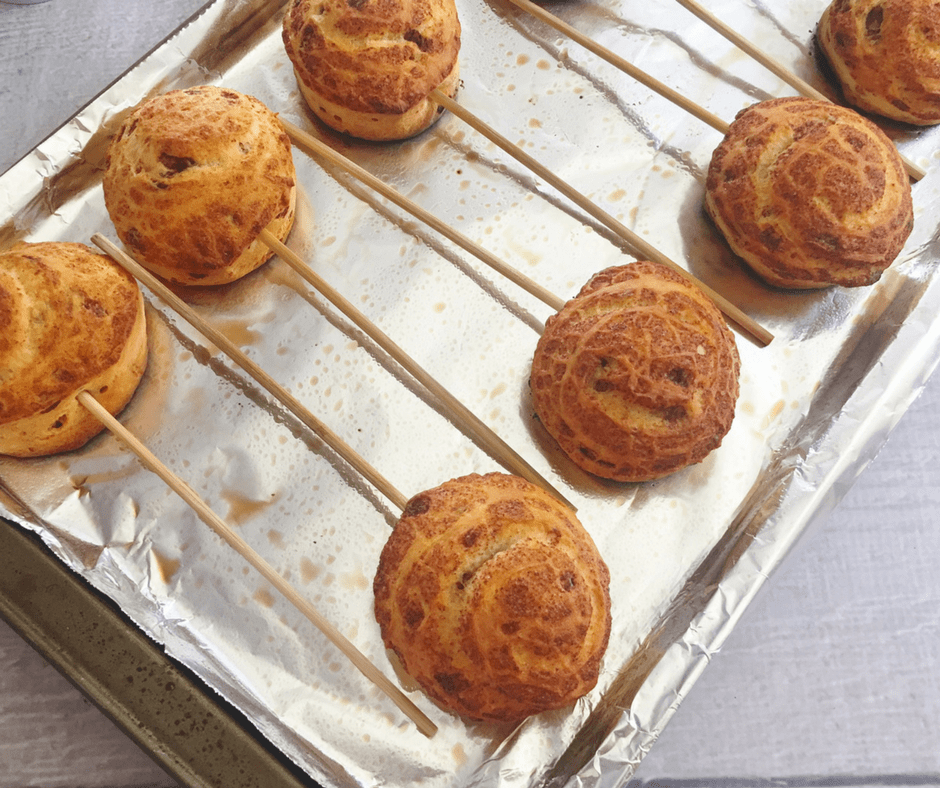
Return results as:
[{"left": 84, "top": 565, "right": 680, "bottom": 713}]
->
[{"left": 2, "top": 2, "right": 939, "bottom": 786}]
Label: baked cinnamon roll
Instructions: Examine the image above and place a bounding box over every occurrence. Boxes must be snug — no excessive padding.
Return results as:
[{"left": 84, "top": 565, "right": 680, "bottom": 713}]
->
[
  {"left": 0, "top": 242, "right": 148, "bottom": 457},
  {"left": 373, "top": 472, "right": 611, "bottom": 722},
  {"left": 818, "top": 0, "right": 940, "bottom": 125},
  {"left": 282, "top": 0, "right": 461, "bottom": 141},
  {"left": 530, "top": 262, "right": 740, "bottom": 482},
  {"left": 705, "top": 97, "right": 913, "bottom": 289},
  {"left": 103, "top": 86, "right": 296, "bottom": 287}
]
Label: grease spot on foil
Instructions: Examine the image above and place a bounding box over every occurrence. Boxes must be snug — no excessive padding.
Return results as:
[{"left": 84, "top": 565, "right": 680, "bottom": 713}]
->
[
  {"left": 453, "top": 744, "right": 468, "bottom": 766},
  {"left": 215, "top": 317, "right": 262, "bottom": 348},
  {"left": 221, "top": 489, "right": 277, "bottom": 526},
  {"left": 253, "top": 587, "right": 276, "bottom": 608},
  {"left": 151, "top": 549, "right": 181, "bottom": 585},
  {"left": 341, "top": 569, "right": 370, "bottom": 591},
  {"left": 762, "top": 400, "right": 786, "bottom": 430}
]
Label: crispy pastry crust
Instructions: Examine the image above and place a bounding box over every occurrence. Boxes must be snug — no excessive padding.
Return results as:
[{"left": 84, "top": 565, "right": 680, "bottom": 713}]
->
[
  {"left": 705, "top": 97, "right": 913, "bottom": 289},
  {"left": 818, "top": 0, "right": 940, "bottom": 125},
  {"left": 103, "top": 86, "right": 296, "bottom": 286},
  {"left": 282, "top": 0, "right": 461, "bottom": 140},
  {"left": 530, "top": 262, "right": 740, "bottom": 482},
  {"left": 0, "top": 242, "right": 148, "bottom": 457},
  {"left": 373, "top": 473, "right": 611, "bottom": 723}
]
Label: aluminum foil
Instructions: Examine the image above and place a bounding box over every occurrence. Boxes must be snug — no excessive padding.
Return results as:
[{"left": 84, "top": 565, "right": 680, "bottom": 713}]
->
[{"left": 2, "top": 0, "right": 940, "bottom": 786}]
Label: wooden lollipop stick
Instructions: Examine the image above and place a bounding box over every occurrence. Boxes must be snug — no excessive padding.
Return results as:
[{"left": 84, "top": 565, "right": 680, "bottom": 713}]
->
[
  {"left": 75, "top": 391, "right": 437, "bottom": 738},
  {"left": 279, "top": 118, "right": 565, "bottom": 313},
  {"left": 90, "top": 233, "right": 409, "bottom": 513},
  {"left": 430, "top": 90, "right": 775, "bottom": 347},
  {"left": 258, "top": 228, "right": 573, "bottom": 509},
  {"left": 505, "top": 0, "right": 729, "bottom": 134},
  {"left": 674, "top": 0, "right": 831, "bottom": 102},
  {"left": 506, "top": 0, "right": 923, "bottom": 180},
  {"left": 670, "top": 0, "right": 926, "bottom": 181}
]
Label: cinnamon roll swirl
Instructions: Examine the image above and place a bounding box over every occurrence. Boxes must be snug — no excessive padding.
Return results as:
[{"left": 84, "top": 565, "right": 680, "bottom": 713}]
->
[
  {"left": 373, "top": 472, "right": 611, "bottom": 722},
  {"left": 103, "top": 86, "right": 296, "bottom": 287},
  {"left": 705, "top": 97, "right": 913, "bottom": 289},
  {"left": 818, "top": 0, "right": 940, "bottom": 125},
  {"left": 282, "top": 0, "right": 461, "bottom": 141},
  {"left": 530, "top": 262, "right": 740, "bottom": 482},
  {"left": 0, "top": 242, "right": 148, "bottom": 457}
]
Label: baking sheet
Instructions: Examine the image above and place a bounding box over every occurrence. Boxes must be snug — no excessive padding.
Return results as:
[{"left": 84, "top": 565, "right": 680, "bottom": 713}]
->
[
  {"left": 2, "top": 0, "right": 939, "bottom": 786},
  {"left": 0, "top": 520, "right": 317, "bottom": 788}
]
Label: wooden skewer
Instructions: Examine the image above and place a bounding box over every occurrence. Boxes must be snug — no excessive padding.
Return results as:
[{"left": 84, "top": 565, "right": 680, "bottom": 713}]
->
[
  {"left": 505, "top": 0, "right": 729, "bottom": 135},
  {"left": 504, "top": 0, "right": 924, "bottom": 181},
  {"left": 285, "top": 111, "right": 770, "bottom": 344},
  {"left": 430, "top": 89, "right": 775, "bottom": 347},
  {"left": 257, "top": 228, "right": 573, "bottom": 509},
  {"left": 669, "top": 0, "right": 926, "bottom": 181},
  {"left": 674, "top": 0, "right": 831, "bottom": 103},
  {"left": 279, "top": 118, "right": 565, "bottom": 313},
  {"left": 90, "top": 233, "right": 410, "bottom": 513},
  {"left": 75, "top": 390, "right": 438, "bottom": 738}
]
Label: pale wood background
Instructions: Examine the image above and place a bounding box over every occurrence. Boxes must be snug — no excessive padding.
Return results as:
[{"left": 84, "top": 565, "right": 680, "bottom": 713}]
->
[{"left": 1, "top": 1, "right": 939, "bottom": 786}]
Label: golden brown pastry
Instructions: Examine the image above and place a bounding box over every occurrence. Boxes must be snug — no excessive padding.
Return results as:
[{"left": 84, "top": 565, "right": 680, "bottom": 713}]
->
[
  {"left": 373, "top": 472, "right": 611, "bottom": 723},
  {"left": 282, "top": 0, "right": 461, "bottom": 141},
  {"left": 818, "top": 0, "right": 940, "bottom": 125},
  {"left": 705, "top": 97, "right": 913, "bottom": 289},
  {"left": 530, "top": 262, "right": 740, "bottom": 483},
  {"left": 0, "top": 242, "right": 148, "bottom": 458},
  {"left": 103, "top": 86, "right": 296, "bottom": 287}
]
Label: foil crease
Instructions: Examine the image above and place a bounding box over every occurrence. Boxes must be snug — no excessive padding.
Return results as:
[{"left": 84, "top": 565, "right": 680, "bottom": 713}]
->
[{"left": 2, "top": 0, "right": 940, "bottom": 786}]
